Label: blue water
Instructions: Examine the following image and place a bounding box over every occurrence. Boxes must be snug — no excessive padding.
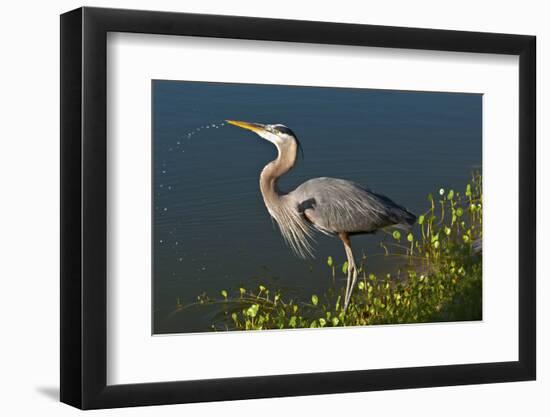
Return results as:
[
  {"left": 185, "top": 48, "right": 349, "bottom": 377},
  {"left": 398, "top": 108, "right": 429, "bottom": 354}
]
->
[{"left": 152, "top": 80, "right": 481, "bottom": 334}]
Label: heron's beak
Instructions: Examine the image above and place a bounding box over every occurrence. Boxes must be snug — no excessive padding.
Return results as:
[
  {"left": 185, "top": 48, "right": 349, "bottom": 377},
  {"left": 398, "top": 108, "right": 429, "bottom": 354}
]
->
[{"left": 225, "top": 120, "right": 265, "bottom": 134}]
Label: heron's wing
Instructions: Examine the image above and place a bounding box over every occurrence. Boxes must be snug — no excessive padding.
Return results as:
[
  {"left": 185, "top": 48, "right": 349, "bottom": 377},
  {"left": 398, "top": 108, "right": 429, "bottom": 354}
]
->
[{"left": 287, "top": 177, "right": 416, "bottom": 235}]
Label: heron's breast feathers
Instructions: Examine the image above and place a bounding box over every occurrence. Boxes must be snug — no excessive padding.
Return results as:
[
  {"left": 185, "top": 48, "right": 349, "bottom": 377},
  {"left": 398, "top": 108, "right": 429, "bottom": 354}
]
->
[{"left": 266, "top": 195, "right": 316, "bottom": 259}]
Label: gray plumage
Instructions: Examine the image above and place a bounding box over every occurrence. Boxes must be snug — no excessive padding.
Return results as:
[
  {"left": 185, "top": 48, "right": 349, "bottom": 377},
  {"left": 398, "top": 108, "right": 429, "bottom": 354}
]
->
[
  {"left": 275, "top": 177, "right": 416, "bottom": 259},
  {"left": 226, "top": 120, "right": 416, "bottom": 308},
  {"left": 289, "top": 177, "right": 416, "bottom": 236}
]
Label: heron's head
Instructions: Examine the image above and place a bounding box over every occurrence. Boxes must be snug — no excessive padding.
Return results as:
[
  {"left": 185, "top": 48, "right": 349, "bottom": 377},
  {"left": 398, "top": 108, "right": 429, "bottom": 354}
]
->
[{"left": 225, "top": 120, "right": 301, "bottom": 151}]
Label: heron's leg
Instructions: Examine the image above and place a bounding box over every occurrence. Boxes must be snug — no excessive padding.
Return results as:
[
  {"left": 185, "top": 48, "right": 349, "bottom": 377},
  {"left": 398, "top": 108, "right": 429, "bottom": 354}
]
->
[
  {"left": 343, "top": 255, "right": 357, "bottom": 309},
  {"left": 338, "top": 233, "right": 352, "bottom": 306},
  {"left": 339, "top": 233, "right": 356, "bottom": 310},
  {"left": 343, "top": 246, "right": 352, "bottom": 306},
  {"left": 346, "top": 250, "right": 358, "bottom": 308}
]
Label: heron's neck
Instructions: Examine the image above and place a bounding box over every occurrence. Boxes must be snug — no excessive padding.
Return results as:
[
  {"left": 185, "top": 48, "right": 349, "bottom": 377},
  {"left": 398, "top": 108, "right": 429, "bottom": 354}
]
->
[{"left": 259, "top": 143, "right": 297, "bottom": 206}]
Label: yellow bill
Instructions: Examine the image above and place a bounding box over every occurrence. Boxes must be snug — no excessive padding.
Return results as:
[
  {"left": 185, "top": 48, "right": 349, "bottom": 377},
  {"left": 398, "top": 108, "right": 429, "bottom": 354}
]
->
[{"left": 225, "top": 120, "right": 264, "bottom": 133}]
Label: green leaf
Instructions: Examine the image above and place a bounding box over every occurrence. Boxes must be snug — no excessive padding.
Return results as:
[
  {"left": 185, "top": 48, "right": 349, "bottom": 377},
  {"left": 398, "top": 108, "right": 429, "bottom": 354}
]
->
[
  {"left": 221, "top": 290, "right": 228, "bottom": 300},
  {"left": 392, "top": 230, "right": 401, "bottom": 240},
  {"left": 418, "top": 215, "right": 425, "bottom": 225},
  {"left": 456, "top": 207, "right": 464, "bottom": 217},
  {"left": 407, "top": 233, "right": 414, "bottom": 242},
  {"left": 332, "top": 317, "right": 340, "bottom": 326},
  {"left": 342, "top": 261, "right": 349, "bottom": 274},
  {"left": 358, "top": 281, "right": 365, "bottom": 290},
  {"left": 319, "top": 318, "right": 327, "bottom": 327},
  {"left": 246, "top": 304, "right": 259, "bottom": 318},
  {"left": 239, "top": 287, "right": 246, "bottom": 296},
  {"left": 327, "top": 256, "right": 333, "bottom": 267},
  {"left": 447, "top": 189, "right": 454, "bottom": 200},
  {"left": 311, "top": 294, "right": 319, "bottom": 306},
  {"left": 465, "top": 183, "right": 472, "bottom": 196}
]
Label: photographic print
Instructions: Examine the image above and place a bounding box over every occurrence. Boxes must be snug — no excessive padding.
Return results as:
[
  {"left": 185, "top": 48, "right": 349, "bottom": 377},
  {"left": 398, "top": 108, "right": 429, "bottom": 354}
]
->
[{"left": 153, "top": 81, "right": 482, "bottom": 334}]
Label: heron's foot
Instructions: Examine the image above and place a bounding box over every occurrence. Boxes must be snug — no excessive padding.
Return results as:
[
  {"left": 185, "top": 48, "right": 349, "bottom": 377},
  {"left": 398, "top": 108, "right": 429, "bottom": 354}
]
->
[{"left": 343, "top": 265, "right": 358, "bottom": 310}]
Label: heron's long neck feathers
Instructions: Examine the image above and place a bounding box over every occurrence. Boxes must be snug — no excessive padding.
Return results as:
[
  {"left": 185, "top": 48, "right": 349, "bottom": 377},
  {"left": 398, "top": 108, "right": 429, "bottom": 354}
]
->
[{"left": 259, "top": 143, "right": 315, "bottom": 258}]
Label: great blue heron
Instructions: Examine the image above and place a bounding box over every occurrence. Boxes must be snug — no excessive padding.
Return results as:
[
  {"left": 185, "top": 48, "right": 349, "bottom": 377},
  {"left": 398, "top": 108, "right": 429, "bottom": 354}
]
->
[{"left": 226, "top": 120, "right": 416, "bottom": 309}]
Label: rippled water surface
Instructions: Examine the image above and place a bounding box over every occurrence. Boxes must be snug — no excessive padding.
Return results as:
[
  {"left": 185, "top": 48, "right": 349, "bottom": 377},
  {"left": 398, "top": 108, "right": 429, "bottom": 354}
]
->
[{"left": 153, "top": 81, "right": 482, "bottom": 334}]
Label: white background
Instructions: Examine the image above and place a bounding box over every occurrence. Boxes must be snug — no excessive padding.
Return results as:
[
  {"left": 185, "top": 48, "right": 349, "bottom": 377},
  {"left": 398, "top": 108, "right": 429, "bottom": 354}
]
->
[
  {"left": 0, "top": 0, "right": 546, "bottom": 415},
  {"left": 108, "top": 34, "right": 519, "bottom": 384}
]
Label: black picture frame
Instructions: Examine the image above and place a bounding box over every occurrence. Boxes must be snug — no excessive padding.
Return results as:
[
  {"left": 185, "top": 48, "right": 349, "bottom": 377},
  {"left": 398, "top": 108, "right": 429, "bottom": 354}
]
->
[{"left": 60, "top": 6, "right": 536, "bottom": 410}]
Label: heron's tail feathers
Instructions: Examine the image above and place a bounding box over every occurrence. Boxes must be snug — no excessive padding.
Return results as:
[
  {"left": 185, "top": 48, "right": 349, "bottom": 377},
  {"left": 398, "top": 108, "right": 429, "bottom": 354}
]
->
[
  {"left": 388, "top": 206, "right": 416, "bottom": 231},
  {"left": 400, "top": 208, "right": 417, "bottom": 228}
]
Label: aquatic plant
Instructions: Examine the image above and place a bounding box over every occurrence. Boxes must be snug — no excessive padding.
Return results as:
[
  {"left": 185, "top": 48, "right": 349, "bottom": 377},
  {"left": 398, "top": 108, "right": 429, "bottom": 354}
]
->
[{"left": 184, "top": 172, "right": 482, "bottom": 330}]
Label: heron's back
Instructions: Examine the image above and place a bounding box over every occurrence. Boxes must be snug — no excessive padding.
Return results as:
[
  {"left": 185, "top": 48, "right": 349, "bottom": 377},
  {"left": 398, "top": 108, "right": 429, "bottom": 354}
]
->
[{"left": 287, "top": 177, "right": 416, "bottom": 235}]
